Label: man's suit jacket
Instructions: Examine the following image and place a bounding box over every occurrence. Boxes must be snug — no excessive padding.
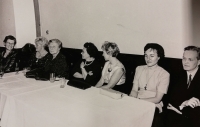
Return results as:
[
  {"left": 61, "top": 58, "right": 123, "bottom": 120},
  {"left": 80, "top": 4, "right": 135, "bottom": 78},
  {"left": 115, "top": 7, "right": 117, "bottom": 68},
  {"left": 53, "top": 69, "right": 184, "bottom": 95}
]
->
[{"left": 169, "top": 68, "right": 200, "bottom": 110}]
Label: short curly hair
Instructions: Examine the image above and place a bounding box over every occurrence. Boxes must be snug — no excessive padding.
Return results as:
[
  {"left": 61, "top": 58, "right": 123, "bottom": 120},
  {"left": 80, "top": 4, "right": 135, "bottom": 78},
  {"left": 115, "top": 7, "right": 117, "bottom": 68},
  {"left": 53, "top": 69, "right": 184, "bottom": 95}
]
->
[
  {"left": 101, "top": 41, "right": 120, "bottom": 57},
  {"left": 3, "top": 35, "right": 17, "bottom": 45},
  {"left": 35, "top": 36, "right": 48, "bottom": 48},
  {"left": 144, "top": 43, "right": 165, "bottom": 59},
  {"left": 84, "top": 42, "right": 98, "bottom": 58},
  {"left": 48, "top": 39, "right": 62, "bottom": 48}
]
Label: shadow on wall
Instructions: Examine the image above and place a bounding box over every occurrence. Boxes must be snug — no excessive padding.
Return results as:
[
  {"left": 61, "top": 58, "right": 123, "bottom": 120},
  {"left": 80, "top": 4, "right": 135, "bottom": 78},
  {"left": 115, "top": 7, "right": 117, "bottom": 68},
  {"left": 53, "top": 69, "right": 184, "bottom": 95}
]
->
[{"left": 191, "top": 0, "right": 200, "bottom": 46}]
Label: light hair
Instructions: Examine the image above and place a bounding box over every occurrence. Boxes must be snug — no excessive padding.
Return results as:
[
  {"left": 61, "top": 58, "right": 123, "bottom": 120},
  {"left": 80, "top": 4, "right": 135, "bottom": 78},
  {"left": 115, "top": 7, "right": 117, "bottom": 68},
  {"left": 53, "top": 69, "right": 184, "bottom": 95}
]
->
[
  {"left": 101, "top": 41, "right": 120, "bottom": 57},
  {"left": 48, "top": 39, "right": 62, "bottom": 48},
  {"left": 35, "top": 36, "right": 48, "bottom": 48}
]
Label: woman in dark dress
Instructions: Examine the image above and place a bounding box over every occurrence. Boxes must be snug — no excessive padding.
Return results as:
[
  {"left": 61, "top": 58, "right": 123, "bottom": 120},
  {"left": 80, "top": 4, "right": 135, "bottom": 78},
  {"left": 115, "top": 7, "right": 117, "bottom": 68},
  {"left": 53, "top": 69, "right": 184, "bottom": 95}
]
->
[
  {"left": 44, "top": 39, "right": 68, "bottom": 78},
  {"left": 0, "top": 35, "right": 18, "bottom": 72},
  {"left": 72, "top": 42, "right": 102, "bottom": 86},
  {"left": 26, "top": 39, "right": 68, "bottom": 79},
  {"left": 31, "top": 36, "right": 51, "bottom": 70}
]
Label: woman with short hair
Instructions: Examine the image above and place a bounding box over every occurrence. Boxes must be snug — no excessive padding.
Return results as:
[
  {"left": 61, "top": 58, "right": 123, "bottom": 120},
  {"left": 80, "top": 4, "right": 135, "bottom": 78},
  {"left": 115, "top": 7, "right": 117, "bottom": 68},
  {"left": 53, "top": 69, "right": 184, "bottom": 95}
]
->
[
  {"left": 95, "top": 41, "right": 126, "bottom": 92},
  {"left": 130, "top": 43, "right": 169, "bottom": 104},
  {"left": 31, "top": 36, "right": 51, "bottom": 69},
  {"left": 0, "top": 35, "right": 18, "bottom": 72},
  {"left": 44, "top": 39, "right": 68, "bottom": 78},
  {"left": 72, "top": 42, "right": 102, "bottom": 86},
  {"left": 129, "top": 43, "right": 170, "bottom": 127}
]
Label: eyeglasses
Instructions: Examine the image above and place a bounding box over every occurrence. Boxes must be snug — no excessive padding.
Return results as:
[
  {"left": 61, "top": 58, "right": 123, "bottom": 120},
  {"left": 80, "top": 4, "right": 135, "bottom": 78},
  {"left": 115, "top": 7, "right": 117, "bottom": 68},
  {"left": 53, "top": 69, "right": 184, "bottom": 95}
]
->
[{"left": 6, "top": 42, "right": 15, "bottom": 46}]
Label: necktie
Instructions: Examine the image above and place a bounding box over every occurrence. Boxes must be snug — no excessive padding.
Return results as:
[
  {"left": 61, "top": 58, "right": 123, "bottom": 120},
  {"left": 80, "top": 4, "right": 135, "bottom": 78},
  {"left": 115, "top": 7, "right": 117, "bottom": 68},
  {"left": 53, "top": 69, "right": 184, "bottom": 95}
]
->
[{"left": 187, "top": 74, "right": 192, "bottom": 88}]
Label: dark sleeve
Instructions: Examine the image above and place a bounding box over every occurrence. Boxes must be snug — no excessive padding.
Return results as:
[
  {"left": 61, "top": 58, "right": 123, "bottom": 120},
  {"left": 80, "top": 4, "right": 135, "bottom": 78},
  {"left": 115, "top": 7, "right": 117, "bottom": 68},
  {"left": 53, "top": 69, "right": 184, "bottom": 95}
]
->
[
  {"left": 85, "top": 61, "right": 102, "bottom": 86},
  {"left": 195, "top": 85, "right": 200, "bottom": 99},
  {"left": 4, "top": 50, "right": 18, "bottom": 72},
  {"left": 0, "top": 51, "right": 4, "bottom": 62},
  {"left": 17, "top": 50, "right": 36, "bottom": 70},
  {"left": 169, "top": 84, "right": 184, "bottom": 109},
  {"left": 54, "top": 55, "right": 68, "bottom": 78},
  {"left": 71, "top": 60, "right": 82, "bottom": 76},
  {"left": 169, "top": 75, "right": 187, "bottom": 110},
  {"left": 27, "top": 54, "right": 37, "bottom": 69}
]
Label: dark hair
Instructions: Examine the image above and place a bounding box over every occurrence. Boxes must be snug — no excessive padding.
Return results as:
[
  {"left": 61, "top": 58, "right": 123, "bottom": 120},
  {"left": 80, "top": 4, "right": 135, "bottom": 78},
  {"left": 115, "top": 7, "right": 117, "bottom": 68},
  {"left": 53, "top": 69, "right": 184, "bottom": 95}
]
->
[
  {"left": 184, "top": 46, "right": 200, "bottom": 60},
  {"left": 21, "top": 43, "right": 36, "bottom": 53},
  {"left": 48, "top": 39, "right": 62, "bottom": 48},
  {"left": 101, "top": 41, "right": 120, "bottom": 57},
  {"left": 3, "top": 35, "right": 17, "bottom": 45},
  {"left": 144, "top": 43, "right": 165, "bottom": 59},
  {"left": 84, "top": 42, "right": 98, "bottom": 58}
]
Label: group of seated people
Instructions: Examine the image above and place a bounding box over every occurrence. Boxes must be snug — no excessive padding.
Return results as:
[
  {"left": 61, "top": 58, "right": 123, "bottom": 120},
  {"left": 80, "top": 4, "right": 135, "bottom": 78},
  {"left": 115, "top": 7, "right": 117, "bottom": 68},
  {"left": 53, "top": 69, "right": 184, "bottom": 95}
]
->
[{"left": 0, "top": 35, "right": 200, "bottom": 127}]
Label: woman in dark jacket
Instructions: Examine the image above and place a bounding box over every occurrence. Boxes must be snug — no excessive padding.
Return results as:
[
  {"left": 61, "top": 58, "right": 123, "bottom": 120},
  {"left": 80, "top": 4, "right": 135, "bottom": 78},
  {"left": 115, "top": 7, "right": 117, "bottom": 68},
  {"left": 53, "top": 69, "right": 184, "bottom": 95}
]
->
[
  {"left": 44, "top": 39, "right": 68, "bottom": 78},
  {"left": 72, "top": 42, "right": 102, "bottom": 86},
  {"left": 26, "top": 39, "right": 68, "bottom": 79},
  {"left": 0, "top": 35, "right": 18, "bottom": 72},
  {"left": 30, "top": 36, "right": 50, "bottom": 70}
]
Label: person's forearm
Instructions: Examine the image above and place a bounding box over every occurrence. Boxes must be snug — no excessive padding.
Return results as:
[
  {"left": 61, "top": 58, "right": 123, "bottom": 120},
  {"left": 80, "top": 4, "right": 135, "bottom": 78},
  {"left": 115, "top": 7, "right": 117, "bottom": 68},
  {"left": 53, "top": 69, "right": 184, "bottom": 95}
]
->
[
  {"left": 73, "top": 72, "right": 83, "bottom": 78},
  {"left": 81, "top": 67, "right": 87, "bottom": 79},
  {"left": 141, "top": 97, "right": 162, "bottom": 104},
  {"left": 96, "top": 80, "right": 103, "bottom": 88}
]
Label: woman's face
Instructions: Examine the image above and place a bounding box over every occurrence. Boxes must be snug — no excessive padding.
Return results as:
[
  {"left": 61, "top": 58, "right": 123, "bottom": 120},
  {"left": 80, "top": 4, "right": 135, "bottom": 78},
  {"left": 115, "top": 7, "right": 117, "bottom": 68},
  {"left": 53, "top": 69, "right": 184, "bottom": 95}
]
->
[
  {"left": 102, "top": 50, "right": 110, "bottom": 61},
  {"left": 144, "top": 48, "right": 160, "bottom": 67},
  {"left": 81, "top": 47, "right": 90, "bottom": 60},
  {"left": 48, "top": 41, "right": 60, "bottom": 55},
  {"left": 35, "top": 41, "right": 43, "bottom": 52},
  {"left": 5, "top": 39, "right": 15, "bottom": 51}
]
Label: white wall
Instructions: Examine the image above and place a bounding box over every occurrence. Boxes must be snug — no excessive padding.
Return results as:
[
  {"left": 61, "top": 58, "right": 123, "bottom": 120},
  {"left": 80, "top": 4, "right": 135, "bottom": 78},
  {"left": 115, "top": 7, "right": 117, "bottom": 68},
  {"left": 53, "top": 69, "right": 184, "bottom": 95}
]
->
[
  {"left": 39, "top": 0, "right": 192, "bottom": 58},
  {"left": 0, "top": 0, "right": 16, "bottom": 47},
  {"left": 12, "top": 0, "right": 36, "bottom": 48}
]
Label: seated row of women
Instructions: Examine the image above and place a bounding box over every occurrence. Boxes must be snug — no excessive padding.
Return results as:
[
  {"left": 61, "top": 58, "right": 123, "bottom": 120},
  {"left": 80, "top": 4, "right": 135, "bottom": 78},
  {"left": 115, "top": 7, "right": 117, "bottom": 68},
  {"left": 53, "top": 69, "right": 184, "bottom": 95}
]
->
[{"left": 0, "top": 35, "right": 169, "bottom": 107}]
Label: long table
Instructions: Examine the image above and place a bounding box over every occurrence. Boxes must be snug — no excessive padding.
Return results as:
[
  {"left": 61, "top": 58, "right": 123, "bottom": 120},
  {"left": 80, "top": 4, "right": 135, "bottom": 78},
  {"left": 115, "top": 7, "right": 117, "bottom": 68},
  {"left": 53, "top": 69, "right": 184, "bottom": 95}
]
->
[{"left": 0, "top": 72, "right": 155, "bottom": 127}]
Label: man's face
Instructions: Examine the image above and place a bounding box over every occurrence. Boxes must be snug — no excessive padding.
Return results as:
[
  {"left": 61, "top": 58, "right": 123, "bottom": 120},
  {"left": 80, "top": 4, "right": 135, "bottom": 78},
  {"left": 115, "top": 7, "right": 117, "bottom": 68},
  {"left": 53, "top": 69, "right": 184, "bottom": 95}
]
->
[{"left": 182, "top": 50, "right": 200, "bottom": 73}]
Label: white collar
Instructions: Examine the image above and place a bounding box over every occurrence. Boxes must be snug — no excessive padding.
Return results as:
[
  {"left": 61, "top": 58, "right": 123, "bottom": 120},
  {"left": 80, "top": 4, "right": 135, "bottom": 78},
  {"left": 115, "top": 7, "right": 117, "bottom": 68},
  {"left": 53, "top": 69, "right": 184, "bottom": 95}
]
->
[{"left": 187, "top": 67, "right": 199, "bottom": 80}]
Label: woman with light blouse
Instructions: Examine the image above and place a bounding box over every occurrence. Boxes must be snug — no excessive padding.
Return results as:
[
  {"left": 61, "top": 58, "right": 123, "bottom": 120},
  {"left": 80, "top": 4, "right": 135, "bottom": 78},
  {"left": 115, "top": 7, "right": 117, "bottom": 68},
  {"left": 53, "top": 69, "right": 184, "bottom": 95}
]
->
[
  {"left": 95, "top": 41, "right": 126, "bottom": 93},
  {"left": 130, "top": 43, "right": 170, "bottom": 114},
  {"left": 129, "top": 43, "right": 170, "bottom": 127}
]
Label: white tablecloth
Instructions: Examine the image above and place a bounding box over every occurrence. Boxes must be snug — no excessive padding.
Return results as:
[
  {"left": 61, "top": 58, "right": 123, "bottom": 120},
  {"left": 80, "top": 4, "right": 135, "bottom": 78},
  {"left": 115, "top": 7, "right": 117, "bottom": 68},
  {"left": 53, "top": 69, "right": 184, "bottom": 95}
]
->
[
  {"left": 0, "top": 72, "right": 155, "bottom": 127},
  {"left": 0, "top": 72, "right": 59, "bottom": 118}
]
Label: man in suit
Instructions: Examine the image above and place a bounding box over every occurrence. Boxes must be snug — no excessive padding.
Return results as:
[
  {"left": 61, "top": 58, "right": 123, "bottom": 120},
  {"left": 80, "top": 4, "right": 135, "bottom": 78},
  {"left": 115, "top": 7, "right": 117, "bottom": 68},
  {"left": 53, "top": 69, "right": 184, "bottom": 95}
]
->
[{"left": 165, "top": 46, "right": 200, "bottom": 127}]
